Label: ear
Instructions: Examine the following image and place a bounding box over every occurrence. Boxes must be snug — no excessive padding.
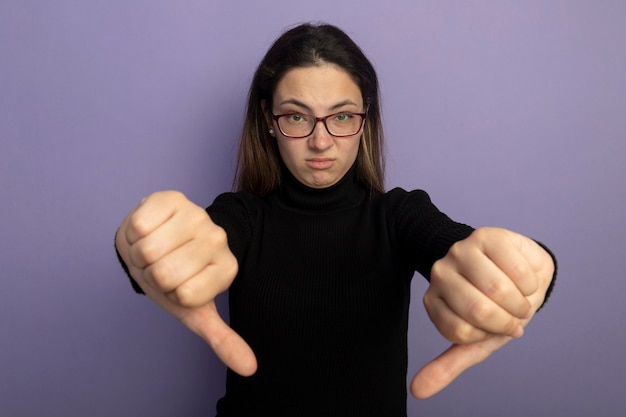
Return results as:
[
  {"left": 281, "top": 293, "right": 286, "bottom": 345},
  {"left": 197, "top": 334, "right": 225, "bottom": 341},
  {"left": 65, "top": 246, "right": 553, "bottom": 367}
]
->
[{"left": 261, "top": 100, "right": 277, "bottom": 137}]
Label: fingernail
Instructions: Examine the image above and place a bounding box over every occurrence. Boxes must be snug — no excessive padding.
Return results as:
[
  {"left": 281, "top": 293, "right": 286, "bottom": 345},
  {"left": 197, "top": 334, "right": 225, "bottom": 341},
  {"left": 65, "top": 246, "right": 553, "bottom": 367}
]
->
[{"left": 513, "top": 324, "right": 524, "bottom": 338}]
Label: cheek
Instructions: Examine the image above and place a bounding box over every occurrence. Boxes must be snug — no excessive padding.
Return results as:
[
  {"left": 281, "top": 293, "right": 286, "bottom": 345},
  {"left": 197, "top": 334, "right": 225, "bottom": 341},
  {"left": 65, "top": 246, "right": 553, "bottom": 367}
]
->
[
  {"left": 346, "top": 137, "right": 362, "bottom": 160},
  {"left": 275, "top": 138, "right": 299, "bottom": 165}
]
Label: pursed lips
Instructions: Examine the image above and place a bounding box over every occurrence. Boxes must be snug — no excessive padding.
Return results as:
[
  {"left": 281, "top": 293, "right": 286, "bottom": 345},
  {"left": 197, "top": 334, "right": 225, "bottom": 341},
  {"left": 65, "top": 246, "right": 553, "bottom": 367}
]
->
[{"left": 305, "top": 157, "right": 335, "bottom": 169}]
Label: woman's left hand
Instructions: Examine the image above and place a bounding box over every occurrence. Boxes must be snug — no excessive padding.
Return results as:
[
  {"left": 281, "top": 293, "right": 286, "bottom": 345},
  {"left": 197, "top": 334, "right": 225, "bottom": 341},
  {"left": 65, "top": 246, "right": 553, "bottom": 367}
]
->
[{"left": 411, "top": 227, "right": 554, "bottom": 399}]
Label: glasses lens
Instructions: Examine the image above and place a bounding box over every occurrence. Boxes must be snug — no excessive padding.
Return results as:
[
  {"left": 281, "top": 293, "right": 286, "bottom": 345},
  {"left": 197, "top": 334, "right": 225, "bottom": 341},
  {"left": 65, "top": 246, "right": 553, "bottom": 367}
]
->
[
  {"left": 278, "top": 114, "right": 315, "bottom": 137},
  {"left": 326, "top": 113, "right": 363, "bottom": 136}
]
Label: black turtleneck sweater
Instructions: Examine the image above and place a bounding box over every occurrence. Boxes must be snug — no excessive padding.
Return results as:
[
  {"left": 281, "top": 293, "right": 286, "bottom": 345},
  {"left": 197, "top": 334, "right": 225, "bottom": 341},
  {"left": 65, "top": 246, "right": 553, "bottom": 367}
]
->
[{"left": 204, "top": 164, "right": 475, "bottom": 416}]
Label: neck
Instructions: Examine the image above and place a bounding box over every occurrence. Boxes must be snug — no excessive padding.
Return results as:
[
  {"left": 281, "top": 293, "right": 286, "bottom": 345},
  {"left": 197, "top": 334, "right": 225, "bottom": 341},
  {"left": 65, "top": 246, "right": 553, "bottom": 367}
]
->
[{"left": 276, "top": 160, "right": 365, "bottom": 211}]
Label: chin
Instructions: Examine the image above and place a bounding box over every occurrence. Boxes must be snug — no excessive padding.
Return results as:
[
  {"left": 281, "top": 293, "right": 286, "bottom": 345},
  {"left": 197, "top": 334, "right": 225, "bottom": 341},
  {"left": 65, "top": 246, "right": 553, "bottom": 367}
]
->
[{"left": 311, "top": 179, "right": 338, "bottom": 189}]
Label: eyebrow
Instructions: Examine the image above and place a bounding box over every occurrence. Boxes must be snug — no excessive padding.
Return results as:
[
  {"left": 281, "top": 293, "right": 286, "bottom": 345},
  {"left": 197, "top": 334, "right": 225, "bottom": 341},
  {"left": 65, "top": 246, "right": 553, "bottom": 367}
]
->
[{"left": 277, "top": 99, "right": 360, "bottom": 113}]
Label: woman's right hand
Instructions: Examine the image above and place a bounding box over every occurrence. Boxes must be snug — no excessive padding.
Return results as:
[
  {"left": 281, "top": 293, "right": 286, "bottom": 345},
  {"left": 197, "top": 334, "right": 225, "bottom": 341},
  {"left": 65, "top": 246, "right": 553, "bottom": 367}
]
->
[{"left": 115, "top": 190, "right": 257, "bottom": 376}]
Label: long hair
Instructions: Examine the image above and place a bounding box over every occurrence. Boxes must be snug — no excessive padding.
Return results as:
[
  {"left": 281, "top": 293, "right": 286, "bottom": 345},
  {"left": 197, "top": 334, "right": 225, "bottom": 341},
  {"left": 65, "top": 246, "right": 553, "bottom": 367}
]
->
[{"left": 234, "top": 23, "right": 385, "bottom": 195}]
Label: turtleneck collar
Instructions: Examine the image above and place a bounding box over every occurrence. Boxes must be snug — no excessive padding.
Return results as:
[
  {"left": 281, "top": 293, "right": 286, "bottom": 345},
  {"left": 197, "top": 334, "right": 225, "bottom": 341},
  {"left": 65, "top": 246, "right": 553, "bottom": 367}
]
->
[{"left": 275, "top": 160, "right": 367, "bottom": 212}]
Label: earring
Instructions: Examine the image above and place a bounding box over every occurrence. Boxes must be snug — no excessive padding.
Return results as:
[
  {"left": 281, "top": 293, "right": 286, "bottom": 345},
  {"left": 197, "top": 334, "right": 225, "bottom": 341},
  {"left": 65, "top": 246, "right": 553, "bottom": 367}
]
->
[{"left": 269, "top": 128, "right": 275, "bottom": 136}]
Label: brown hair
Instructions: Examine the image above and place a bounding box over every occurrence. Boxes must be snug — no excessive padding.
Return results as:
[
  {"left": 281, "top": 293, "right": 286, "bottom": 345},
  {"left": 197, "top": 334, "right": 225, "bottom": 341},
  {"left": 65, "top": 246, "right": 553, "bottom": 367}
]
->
[{"left": 234, "top": 23, "right": 385, "bottom": 195}]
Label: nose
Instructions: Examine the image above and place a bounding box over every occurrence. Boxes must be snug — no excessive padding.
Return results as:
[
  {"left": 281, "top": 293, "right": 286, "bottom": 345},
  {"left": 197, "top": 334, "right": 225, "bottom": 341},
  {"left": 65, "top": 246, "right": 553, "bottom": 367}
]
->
[{"left": 308, "top": 120, "right": 333, "bottom": 150}]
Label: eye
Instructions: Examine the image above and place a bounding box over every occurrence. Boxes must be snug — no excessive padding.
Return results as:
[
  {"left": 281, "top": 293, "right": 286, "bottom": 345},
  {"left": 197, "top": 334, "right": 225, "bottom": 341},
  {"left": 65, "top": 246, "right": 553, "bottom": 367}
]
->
[
  {"left": 286, "top": 114, "right": 306, "bottom": 123},
  {"left": 334, "top": 113, "right": 353, "bottom": 122}
]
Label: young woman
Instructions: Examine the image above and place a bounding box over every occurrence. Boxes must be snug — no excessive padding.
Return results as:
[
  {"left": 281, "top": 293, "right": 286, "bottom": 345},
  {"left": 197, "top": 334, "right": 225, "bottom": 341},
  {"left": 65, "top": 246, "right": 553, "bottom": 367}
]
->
[{"left": 115, "top": 23, "right": 556, "bottom": 416}]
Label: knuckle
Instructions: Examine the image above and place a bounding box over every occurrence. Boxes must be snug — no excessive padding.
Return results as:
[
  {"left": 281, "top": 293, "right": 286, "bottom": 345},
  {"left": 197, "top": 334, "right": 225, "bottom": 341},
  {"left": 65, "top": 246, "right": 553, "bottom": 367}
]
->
[
  {"left": 146, "top": 261, "right": 175, "bottom": 291},
  {"left": 174, "top": 285, "right": 201, "bottom": 308},
  {"left": 187, "top": 206, "right": 206, "bottom": 224},
  {"left": 133, "top": 239, "right": 162, "bottom": 266},
  {"left": 505, "top": 318, "right": 521, "bottom": 335},
  {"left": 450, "top": 322, "right": 477, "bottom": 344},
  {"left": 509, "top": 260, "right": 530, "bottom": 279},
  {"left": 446, "top": 241, "right": 464, "bottom": 260},
  {"left": 224, "top": 253, "right": 239, "bottom": 279},
  {"left": 472, "top": 227, "right": 490, "bottom": 240},
  {"left": 469, "top": 227, "right": 497, "bottom": 247},
  {"left": 486, "top": 278, "right": 510, "bottom": 301},
  {"left": 210, "top": 225, "right": 229, "bottom": 247},
  {"left": 128, "top": 211, "right": 152, "bottom": 238},
  {"left": 429, "top": 260, "right": 448, "bottom": 283},
  {"left": 167, "top": 190, "right": 186, "bottom": 200},
  {"left": 467, "top": 299, "right": 495, "bottom": 324},
  {"left": 158, "top": 190, "right": 186, "bottom": 204},
  {"left": 422, "top": 288, "right": 442, "bottom": 315}
]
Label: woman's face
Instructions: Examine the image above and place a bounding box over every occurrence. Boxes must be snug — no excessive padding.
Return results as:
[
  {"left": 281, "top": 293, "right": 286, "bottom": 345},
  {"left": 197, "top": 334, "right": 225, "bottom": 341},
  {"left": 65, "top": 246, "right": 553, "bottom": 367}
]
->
[{"left": 267, "top": 64, "right": 364, "bottom": 189}]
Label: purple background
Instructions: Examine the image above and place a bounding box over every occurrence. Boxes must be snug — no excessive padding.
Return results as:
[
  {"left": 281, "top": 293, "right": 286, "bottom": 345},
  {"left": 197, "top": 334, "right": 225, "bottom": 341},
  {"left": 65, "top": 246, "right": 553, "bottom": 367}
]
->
[{"left": 2, "top": 1, "right": 625, "bottom": 416}]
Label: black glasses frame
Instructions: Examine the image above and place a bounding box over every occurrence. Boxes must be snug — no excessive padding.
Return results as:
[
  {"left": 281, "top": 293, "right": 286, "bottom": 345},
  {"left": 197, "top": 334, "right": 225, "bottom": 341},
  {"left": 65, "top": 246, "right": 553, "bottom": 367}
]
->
[{"left": 271, "top": 111, "right": 367, "bottom": 139}]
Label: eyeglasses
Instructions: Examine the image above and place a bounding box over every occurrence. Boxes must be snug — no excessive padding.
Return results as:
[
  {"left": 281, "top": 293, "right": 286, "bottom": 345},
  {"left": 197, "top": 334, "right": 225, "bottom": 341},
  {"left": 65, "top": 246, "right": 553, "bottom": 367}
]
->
[{"left": 271, "top": 111, "right": 366, "bottom": 138}]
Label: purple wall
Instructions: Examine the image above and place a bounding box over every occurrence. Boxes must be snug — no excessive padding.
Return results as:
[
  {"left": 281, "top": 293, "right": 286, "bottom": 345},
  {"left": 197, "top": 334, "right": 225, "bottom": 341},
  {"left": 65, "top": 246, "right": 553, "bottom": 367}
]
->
[{"left": 2, "top": 1, "right": 624, "bottom": 416}]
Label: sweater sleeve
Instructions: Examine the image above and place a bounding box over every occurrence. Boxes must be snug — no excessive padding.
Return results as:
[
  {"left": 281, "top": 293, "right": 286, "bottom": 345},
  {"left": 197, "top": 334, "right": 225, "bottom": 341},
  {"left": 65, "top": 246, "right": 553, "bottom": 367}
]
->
[{"left": 387, "top": 187, "right": 475, "bottom": 280}]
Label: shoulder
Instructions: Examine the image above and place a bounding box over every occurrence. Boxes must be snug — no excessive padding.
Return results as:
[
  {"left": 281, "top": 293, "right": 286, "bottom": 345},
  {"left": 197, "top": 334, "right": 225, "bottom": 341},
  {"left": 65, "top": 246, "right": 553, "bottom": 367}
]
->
[
  {"left": 383, "top": 187, "right": 437, "bottom": 213},
  {"left": 206, "top": 191, "right": 266, "bottom": 228},
  {"left": 207, "top": 190, "right": 267, "bottom": 213},
  {"left": 211, "top": 190, "right": 262, "bottom": 205},
  {"left": 384, "top": 187, "right": 431, "bottom": 199}
]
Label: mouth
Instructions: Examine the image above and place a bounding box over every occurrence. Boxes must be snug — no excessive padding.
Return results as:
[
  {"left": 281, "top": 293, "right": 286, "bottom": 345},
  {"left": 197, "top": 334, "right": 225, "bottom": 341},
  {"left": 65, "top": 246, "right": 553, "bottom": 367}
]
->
[{"left": 306, "top": 158, "right": 335, "bottom": 170}]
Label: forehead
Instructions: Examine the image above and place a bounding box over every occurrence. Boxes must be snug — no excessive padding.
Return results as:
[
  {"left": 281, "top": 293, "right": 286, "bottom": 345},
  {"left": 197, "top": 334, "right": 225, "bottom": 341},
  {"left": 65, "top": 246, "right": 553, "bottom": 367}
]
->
[{"left": 273, "top": 64, "right": 363, "bottom": 107}]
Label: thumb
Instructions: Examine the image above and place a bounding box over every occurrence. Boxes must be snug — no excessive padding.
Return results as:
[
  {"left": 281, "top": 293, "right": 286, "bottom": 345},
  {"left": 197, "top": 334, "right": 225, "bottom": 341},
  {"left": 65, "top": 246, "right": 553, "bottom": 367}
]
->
[
  {"left": 180, "top": 302, "right": 258, "bottom": 377},
  {"left": 410, "top": 335, "right": 510, "bottom": 399}
]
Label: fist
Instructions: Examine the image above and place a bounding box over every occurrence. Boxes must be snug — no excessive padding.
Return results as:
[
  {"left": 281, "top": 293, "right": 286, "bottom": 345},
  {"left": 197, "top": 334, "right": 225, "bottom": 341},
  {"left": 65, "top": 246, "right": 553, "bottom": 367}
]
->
[{"left": 116, "top": 190, "right": 238, "bottom": 309}]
